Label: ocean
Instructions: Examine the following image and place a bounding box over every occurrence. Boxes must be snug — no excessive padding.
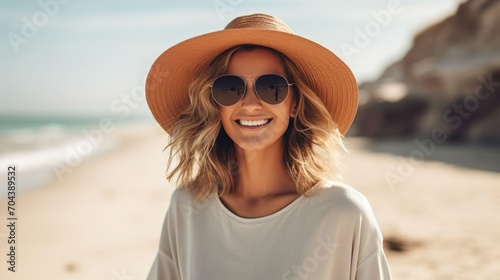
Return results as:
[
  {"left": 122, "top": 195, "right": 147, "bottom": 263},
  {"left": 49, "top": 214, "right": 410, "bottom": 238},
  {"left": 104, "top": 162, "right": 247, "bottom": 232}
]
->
[{"left": 0, "top": 115, "right": 148, "bottom": 198}]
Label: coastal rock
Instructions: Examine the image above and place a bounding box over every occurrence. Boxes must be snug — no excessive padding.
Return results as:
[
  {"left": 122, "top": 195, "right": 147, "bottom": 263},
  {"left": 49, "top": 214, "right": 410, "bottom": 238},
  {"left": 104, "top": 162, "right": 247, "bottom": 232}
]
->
[{"left": 353, "top": 0, "right": 500, "bottom": 144}]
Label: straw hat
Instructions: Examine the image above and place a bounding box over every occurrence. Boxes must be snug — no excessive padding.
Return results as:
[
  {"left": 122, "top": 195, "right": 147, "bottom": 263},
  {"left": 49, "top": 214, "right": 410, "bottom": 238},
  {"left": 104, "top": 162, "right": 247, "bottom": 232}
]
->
[{"left": 146, "top": 13, "right": 358, "bottom": 135}]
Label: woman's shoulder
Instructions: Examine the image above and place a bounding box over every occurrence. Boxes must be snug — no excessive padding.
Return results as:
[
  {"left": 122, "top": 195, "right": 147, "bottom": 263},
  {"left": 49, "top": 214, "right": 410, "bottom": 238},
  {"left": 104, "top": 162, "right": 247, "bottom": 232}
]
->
[
  {"left": 310, "top": 180, "right": 384, "bottom": 239},
  {"left": 310, "top": 180, "right": 377, "bottom": 218},
  {"left": 312, "top": 180, "right": 369, "bottom": 202},
  {"left": 170, "top": 186, "right": 192, "bottom": 202},
  {"left": 168, "top": 186, "right": 213, "bottom": 212}
]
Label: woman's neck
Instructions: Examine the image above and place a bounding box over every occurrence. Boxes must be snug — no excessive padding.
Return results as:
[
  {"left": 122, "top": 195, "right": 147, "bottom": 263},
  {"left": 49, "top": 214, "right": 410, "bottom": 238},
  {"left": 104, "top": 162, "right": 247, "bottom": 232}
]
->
[{"left": 231, "top": 140, "right": 296, "bottom": 201}]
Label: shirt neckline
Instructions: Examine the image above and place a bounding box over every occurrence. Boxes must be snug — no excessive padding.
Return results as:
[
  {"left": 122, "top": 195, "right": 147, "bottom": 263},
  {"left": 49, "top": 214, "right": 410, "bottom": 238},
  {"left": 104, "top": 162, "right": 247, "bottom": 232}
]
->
[{"left": 215, "top": 180, "right": 327, "bottom": 224}]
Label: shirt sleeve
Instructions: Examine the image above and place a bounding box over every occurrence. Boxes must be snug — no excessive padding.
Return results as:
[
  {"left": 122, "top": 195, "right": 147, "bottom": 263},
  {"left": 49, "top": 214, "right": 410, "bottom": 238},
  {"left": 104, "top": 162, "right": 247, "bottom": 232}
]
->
[
  {"left": 353, "top": 194, "right": 392, "bottom": 280},
  {"left": 146, "top": 249, "right": 179, "bottom": 280},
  {"left": 355, "top": 245, "right": 392, "bottom": 279},
  {"left": 146, "top": 190, "right": 181, "bottom": 280}
]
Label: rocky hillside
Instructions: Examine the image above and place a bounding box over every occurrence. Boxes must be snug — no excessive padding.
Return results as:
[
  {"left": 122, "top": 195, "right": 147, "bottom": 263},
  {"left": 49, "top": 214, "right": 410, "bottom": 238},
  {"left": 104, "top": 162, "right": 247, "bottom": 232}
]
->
[{"left": 352, "top": 0, "right": 500, "bottom": 144}]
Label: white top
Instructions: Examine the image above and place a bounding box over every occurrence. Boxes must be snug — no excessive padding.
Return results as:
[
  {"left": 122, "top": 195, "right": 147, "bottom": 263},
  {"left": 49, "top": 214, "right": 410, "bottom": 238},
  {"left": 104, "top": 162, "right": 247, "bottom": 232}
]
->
[{"left": 147, "top": 180, "right": 392, "bottom": 280}]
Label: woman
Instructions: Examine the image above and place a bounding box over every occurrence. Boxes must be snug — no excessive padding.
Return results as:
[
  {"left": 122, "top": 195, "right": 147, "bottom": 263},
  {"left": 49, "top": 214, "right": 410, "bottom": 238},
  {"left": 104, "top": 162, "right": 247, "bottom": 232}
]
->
[{"left": 146, "top": 13, "right": 392, "bottom": 279}]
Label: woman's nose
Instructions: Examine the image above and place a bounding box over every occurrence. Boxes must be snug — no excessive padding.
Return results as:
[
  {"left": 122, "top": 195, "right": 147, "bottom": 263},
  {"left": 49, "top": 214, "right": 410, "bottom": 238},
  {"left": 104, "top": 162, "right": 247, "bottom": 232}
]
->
[{"left": 240, "top": 80, "right": 263, "bottom": 111}]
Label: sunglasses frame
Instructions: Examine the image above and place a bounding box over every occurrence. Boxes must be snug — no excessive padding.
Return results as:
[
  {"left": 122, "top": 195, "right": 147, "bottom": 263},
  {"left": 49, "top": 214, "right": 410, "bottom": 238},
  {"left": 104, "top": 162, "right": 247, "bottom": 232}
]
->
[{"left": 210, "top": 74, "right": 294, "bottom": 106}]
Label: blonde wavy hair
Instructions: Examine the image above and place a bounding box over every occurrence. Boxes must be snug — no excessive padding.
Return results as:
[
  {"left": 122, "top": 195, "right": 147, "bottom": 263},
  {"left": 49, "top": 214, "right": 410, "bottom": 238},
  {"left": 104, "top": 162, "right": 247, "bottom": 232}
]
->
[{"left": 165, "top": 45, "right": 346, "bottom": 202}]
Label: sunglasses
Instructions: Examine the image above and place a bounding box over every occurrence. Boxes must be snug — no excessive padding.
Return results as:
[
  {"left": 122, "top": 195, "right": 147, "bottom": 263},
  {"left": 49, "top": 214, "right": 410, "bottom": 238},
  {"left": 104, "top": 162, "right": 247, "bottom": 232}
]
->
[{"left": 210, "top": 74, "right": 293, "bottom": 106}]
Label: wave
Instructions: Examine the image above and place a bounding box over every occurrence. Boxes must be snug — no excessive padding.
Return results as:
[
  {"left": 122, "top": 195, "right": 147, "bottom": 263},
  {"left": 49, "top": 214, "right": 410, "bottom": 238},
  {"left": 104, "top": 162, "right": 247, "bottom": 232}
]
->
[{"left": 0, "top": 120, "right": 123, "bottom": 198}]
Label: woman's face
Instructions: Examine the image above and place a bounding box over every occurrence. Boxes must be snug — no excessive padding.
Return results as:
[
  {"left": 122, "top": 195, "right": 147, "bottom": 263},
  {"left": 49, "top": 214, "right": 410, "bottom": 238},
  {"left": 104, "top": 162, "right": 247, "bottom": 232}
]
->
[{"left": 219, "top": 48, "right": 296, "bottom": 152}]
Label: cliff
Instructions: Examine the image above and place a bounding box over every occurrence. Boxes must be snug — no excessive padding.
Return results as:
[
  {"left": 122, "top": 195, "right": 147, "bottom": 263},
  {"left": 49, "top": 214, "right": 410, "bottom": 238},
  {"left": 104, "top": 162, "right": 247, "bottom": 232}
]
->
[{"left": 352, "top": 0, "right": 500, "bottom": 144}]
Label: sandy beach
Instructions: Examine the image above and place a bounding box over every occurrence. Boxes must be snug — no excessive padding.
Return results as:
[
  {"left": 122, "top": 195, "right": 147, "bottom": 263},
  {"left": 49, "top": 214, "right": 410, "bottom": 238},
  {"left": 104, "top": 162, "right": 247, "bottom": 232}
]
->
[{"left": 1, "top": 121, "right": 499, "bottom": 280}]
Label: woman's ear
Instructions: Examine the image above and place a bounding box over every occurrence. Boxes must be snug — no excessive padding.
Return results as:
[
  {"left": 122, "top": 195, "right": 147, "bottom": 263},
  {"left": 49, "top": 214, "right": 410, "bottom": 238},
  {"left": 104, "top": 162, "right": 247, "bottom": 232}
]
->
[
  {"left": 290, "top": 102, "right": 298, "bottom": 118},
  {"left": 290, "top": 87, "right": 298, "bottom": 117}
]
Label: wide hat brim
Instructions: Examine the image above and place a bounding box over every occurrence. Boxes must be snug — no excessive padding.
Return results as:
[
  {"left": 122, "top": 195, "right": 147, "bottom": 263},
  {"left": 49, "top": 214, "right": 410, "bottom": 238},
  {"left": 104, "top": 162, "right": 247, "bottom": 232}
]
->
[{"left": 146, "top": 28, "right": 358, "bottom": 135}]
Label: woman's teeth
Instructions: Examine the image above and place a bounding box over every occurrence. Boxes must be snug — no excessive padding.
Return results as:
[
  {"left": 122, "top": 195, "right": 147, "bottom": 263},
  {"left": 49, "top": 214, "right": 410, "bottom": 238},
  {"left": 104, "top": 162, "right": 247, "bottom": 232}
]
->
[{"left": 238, "top": 119, "right": 270, "bottom": 126}]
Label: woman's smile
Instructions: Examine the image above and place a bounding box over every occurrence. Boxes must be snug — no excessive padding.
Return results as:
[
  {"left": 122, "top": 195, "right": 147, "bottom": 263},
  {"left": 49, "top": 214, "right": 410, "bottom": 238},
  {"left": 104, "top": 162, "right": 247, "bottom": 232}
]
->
[{"left": 236, "top": 118, "right": 272, "bottom": 127}]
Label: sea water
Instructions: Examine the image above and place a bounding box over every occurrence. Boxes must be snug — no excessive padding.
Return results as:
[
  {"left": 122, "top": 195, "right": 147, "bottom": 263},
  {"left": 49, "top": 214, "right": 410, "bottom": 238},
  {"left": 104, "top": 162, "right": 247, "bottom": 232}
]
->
[{"left": 0, "top": 115, "right": 140, "bottom": 198}]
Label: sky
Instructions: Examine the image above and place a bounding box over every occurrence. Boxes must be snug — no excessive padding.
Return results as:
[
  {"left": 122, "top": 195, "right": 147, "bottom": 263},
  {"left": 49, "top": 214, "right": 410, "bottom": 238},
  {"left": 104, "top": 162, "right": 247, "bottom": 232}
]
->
[{"left": 0, "top": 0, "right": 463, "bottom": 119}]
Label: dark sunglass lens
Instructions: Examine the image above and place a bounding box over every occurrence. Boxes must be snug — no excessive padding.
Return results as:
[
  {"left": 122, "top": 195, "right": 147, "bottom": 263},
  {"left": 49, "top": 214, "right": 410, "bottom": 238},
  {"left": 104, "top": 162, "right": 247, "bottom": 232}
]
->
[
  {"left": 212, "top": 76, "right": 245, "bottom": 106},
  {"left": 255, "top": 75, "right": 289, "bottom": 104}
]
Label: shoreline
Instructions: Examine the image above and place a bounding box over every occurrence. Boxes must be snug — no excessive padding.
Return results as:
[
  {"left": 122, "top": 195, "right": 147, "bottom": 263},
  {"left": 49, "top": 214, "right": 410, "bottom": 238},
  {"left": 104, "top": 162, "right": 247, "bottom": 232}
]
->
[{"left": 0, "top": 120, "right": 162, "bottom": 198}]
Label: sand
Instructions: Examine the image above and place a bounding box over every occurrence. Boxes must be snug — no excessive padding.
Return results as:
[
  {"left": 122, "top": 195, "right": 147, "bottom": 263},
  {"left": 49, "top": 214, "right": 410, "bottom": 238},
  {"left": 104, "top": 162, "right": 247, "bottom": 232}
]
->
[{"left": 0, "top": 122, "right": 499, "bottom": 280}]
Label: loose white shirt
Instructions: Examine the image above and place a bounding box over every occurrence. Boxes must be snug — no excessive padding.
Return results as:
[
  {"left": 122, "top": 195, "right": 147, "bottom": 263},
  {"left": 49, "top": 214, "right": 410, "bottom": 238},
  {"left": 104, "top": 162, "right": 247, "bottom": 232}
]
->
[{"left": 147, "top": 180, "right": 392, "bottom": 279}]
